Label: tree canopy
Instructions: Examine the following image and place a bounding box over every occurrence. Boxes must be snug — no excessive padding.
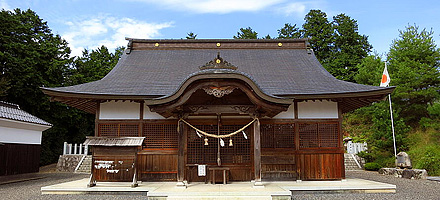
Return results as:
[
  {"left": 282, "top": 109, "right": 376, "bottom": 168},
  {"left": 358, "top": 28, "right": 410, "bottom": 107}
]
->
[
  {"left": 0, "top": 9, "right": 123, "bottom": 165},
  {"left": 233, "top": 27, "right": 258, "bottom": 39},
  {"left": 233, "top": 10, "right": 372, "bottom": 82},
  {"left": 388, "top": 25, "right": 440, "bottom": 125}
]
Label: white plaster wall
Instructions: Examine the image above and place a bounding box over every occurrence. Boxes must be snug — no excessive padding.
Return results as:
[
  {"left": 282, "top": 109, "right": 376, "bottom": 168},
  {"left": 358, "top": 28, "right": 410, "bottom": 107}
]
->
[
  {"left": 0, "top": 126, "right": 42, "bottom": 144},
  {"left": 273, "top": 104, "right": 295, "bottom": 119},
  {"left": 298, "top": 100, "right": 338, "bottom": 119},
  {"left": 144, "top": 105, "right": 166, "bottom": 119},
  {"left": 100, "top": 101, "right": 140, "bottom": 119}
]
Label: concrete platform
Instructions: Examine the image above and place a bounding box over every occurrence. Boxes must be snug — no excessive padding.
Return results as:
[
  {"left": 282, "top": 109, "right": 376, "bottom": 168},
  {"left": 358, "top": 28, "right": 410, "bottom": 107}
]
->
[{"left": 41, "top": 178, "right": 396, "bottom": 199}]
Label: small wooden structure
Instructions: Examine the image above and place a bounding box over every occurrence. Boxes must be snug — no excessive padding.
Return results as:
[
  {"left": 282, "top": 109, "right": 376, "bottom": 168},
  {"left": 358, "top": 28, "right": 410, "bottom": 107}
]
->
[
  {"left": 84, "top": 137, "right": 144, "bottom": 187},
  {"left": 43, "top": 39, "right": 394, "bottom": 186},
  {"left": 0, "top": 101, "right": 51, "bottom": 176}
]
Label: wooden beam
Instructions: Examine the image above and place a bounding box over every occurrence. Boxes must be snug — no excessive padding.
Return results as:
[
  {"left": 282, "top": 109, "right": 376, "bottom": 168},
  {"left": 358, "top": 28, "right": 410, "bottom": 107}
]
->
[
  {"left": 338, "top": 102, "right": 345, "bottom": 179},
  {"left": 184, "top": 105, "right": 256, "bottom": 115},
  {"left": 253, "top": 118, "right": 262, "bottom": 186},
  {"left": 95, "top": 101, "right": 100, "bottom": 137},
  {"left": 177, "top": 119, "right": 186, "bottom": 187}
]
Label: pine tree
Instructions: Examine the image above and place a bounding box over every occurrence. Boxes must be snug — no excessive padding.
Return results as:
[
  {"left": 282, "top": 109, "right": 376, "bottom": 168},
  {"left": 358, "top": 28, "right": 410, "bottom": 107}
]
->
[{"left": 388, "top": 25, "right": 440, "bottom": 125}]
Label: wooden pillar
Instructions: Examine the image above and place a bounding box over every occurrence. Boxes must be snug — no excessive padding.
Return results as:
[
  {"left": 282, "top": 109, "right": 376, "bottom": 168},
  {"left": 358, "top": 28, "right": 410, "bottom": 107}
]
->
[
  {"left": 338, "top": 102, "right": 345, "bottom": 179},
  {"left": 177, "top": 119, "right": 186, "bottom": 187},
  {"left": 95, "top": 101, "right": 100, "bottom": 136},
  {"left": 139, "top": 102, "right": 144, "bottom": 137},
  {"left": 253, "top": 118, "right": 263, "bottom": 186},
  {"left": 294, "top": 101, "right": 301, "bottom": 181}
]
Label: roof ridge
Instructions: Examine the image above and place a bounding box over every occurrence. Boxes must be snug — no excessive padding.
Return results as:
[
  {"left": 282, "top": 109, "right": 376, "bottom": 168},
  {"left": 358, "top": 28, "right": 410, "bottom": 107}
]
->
[{"left": 0, "top": 101, "right": 20, "bottom": 109}]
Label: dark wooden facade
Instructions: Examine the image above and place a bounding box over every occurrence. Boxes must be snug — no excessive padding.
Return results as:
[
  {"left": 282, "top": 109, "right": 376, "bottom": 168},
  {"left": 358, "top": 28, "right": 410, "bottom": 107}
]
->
[
  {"left": 0, "top": 143, "right": 41, "bottom": 176},
  {"left": 42, "top": 39, "right": 394, "bottom": 184},
  {"left": 96, "top": 117, "right": 343, "bottom": 181}
]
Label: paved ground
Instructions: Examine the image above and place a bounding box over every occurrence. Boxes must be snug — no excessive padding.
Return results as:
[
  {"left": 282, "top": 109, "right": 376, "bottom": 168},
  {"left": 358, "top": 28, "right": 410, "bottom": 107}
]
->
[{"left": 0, "top": 169, "right": 439, "bottom": 200}]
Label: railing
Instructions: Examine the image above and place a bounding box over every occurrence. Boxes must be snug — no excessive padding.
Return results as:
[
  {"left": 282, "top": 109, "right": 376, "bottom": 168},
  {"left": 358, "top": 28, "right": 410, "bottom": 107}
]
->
[
  {"left": 63, "top": 142, "right": 88, "bottom": 155},
  {"left": 346, "top": 141, "right": 367, "bottom": 154}
]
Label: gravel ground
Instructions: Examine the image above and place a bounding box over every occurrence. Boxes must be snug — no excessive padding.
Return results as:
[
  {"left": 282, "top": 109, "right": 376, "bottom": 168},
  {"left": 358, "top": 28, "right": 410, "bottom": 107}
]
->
[
  {"left": 0, "top": 170, "right": 439, "bottom": 200},
  {"left": 292, "top": 171, "right": 440, "bottom": 200}
]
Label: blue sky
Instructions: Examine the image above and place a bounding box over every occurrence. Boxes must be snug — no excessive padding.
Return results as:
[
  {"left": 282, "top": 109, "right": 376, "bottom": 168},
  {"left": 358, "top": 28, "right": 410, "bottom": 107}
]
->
[{"left": 2, "top": 0, "right": 439, "bottom": 57}]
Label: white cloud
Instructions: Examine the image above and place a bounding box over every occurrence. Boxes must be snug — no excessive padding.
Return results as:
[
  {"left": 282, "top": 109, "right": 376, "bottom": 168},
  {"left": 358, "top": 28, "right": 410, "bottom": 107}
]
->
[
  {"left": 276, "top": 2, "right": 307, "bottom": 17},
  {"left": 132, "top": 0, "right": 285, "bottom": 14},
  {"left": 0, "top": 0, "right": 11, "bottom": 10},
  {"left": 128, "top": 0, "right": 324, "bottom": 17},
  {"left": 63, "top": 15, "right": 173, "bottom": 57}
]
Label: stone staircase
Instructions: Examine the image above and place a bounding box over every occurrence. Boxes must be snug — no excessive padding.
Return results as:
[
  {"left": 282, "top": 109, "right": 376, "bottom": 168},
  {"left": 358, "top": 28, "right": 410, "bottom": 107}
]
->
[
  {"left": 344, "top": 153, "right": 362, "bottom": 171},
  {"left": 75, "top": 155, "right": 92, "bottom": 173}
]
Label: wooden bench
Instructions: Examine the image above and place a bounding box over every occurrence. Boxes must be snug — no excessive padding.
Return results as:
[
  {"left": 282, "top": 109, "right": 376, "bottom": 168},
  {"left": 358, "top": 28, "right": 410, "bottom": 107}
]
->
[{"left": 208, "top": 167, "right": 230, "bottom": 185}]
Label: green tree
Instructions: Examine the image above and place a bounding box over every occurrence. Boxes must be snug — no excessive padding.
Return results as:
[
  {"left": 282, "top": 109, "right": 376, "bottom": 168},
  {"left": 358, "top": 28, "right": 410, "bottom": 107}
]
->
[
  {"left": 68, "top": 46, "right": 124, "bottom": 85},
  {"left": 302, "top": 10, "right": 334, "bottom": 63},
  {"left": 355, "top": 55, "right": 384, "bottom": 86},
  {"left": 233, "top": 27, "right": 258, "bottom": 39},
  {"left": 0, "top": 9, "right": 74, "bottom": 164},
  {"left": 277, "top": 23, "right": 302, "bottom": 39},
  {"left": 328, "top": 14, "right": 372, "bottom": 82},
  {"left": 388, "top": 25, "right": 440, "bottom": 125},
  {"left": 0, "top": 9, "right": 71, "bottom": 112},
  {"left": 186, "top": 32, "right": 197, "bottom": 39},
  {"left": 261, "top": 34, "right": 272, "bottom": 39}
]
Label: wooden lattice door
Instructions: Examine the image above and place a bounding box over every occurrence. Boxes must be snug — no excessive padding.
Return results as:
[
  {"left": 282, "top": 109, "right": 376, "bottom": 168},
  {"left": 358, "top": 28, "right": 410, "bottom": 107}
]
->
[{"left": 186, "top": 123, "right": 253, "bottom": 181}]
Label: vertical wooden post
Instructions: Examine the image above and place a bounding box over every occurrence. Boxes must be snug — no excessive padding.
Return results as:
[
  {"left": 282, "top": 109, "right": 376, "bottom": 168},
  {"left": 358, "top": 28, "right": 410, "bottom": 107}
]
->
[
  {"left": 95, "top": 101, "right": 100, "bottom": 137},
  {"left": 294, "top": 101, "right": 301, "bottom": 181},
  {"left": 139, "top": 101, "right": 144, "bottom": 137},
  {"left": 338, "top": 102, "right": 345, "bottom": 179},
  {"left": 253, "top": 118, "right": 263, "bottom": 186},
  {"left": 177, "top": 119, "right": 186, "bottom": 187}
]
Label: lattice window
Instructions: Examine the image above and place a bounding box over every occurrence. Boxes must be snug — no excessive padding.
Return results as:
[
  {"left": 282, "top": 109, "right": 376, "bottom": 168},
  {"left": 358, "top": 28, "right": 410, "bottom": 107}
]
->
[
  {"left": 99, "top": 124, "right": 119, "bottom": 136},
  {"left": 261, "top": 124, "right": 295, "bottom": 148},
  {"left": 143, "top": 123, "right": 178, "bottom": 149},
  {"left": 99, "top": 123, "right": 139, "bottom": 137},
  {"left": 299, "top": 122, "right": 339, "bottom": 149},
  {"left": 119, "top": 124, "right": 140, "bottom": 137},
  {"left": 187, "top": 124, "right": 251, "bottom": 165},
  {"left": 318, "top": 123, "right": 339, "bottom": 147}
]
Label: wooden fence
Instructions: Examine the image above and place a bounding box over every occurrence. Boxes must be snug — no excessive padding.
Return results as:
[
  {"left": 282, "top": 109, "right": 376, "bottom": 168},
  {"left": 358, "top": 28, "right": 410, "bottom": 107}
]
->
[
  {"left": 346, "top": 141, "right": 367, "bottom": 154},
  {"left": 63, "top": 142, "right": 89, "bottom": 155}
]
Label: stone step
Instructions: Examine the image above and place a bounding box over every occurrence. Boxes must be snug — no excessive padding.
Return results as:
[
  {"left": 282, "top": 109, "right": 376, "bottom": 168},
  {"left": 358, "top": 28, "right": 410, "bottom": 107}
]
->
[
  {"left": 344, "top": 153, "right": 362, "bottom": 171},
  {"left": 75, "top": 155, "right": 92, "bottom": 174},
  {"left": 162, "top": 195, "right": 282, "bottom": 200}
]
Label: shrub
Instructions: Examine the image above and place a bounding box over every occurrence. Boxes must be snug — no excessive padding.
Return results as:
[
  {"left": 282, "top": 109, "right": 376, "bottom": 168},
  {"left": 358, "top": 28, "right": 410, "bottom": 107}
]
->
[
  {"left": 410, "top": 145, "right": 440, "bottom": 176},
  {"left": 364, "top": 162, "right": 382, "bottom": 171}
]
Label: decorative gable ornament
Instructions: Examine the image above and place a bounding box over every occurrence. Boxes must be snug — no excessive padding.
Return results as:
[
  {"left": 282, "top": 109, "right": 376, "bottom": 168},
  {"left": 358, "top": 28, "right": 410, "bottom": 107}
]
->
[
  {"left": 203, "top": 86, "right": 236, "bottom": 98},
  {"left": 199, "top": 52, "right": 237, "bottom": 70}
]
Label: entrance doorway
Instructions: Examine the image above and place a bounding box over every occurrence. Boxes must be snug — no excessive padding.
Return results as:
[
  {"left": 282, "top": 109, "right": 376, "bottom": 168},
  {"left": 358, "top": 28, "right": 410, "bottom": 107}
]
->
[{"left": 185, "top": 120, "right": 253, "bottom": 182}]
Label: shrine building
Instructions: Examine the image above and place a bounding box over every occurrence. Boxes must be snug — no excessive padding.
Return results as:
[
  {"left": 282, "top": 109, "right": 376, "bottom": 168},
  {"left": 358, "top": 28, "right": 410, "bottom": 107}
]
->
[{"left": 42, "top": 39, "right": 393, "bottom": 186}]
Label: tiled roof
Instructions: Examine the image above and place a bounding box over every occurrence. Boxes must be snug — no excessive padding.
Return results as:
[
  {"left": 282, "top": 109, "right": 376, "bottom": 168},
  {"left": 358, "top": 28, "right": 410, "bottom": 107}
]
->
[
  {"left": 84, "top": 137, "right": 145, "bottom": 146},
  {"left": 41, "top": 39, "right": 394, "bottom": 113},
  {"left": 0, "top": 101, "right": 51, "bottom": 126}
]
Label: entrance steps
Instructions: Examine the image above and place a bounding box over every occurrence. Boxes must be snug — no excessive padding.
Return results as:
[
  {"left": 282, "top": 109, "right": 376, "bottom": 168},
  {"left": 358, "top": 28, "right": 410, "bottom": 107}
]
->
[
  {"left": 344, "top": 153, "right": 362, "bottom": 171},
  {"left": 157, "top": 195, "right": 283, "bottom": 200},
  {"left": 75, "top": 155, "right": 92, "bottom": 173}
]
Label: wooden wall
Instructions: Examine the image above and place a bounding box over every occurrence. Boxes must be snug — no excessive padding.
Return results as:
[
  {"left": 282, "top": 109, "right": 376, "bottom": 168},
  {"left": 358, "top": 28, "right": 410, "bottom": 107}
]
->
[
  {"left": 96, "top": 118, "right": 344, "bottom": 182},
  {"left": 296, "top": 150, "right": 344, "bottom": 180},
  {"left": 92, "top": 146, "right": 137, "bottom": 182},
  {"left": 137, "top": 150, "right": 177, "bottom": 181},
  {"left": 261, "top": 149, "right": 296, "bottom": 180},
  {"left": 0, "top": 143, "right": 41, "bottom": 176}
]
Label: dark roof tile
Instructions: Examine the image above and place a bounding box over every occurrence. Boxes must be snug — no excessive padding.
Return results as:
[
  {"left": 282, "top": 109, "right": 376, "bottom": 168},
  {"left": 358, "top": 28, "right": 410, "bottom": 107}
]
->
[{"left": 0, "top": 101, "right": 51, "bottom": 126}]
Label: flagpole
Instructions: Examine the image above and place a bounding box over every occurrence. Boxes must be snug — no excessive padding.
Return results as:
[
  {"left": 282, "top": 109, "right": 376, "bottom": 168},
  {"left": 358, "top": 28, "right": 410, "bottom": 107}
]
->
[
  {"left": 383, "top": 61, "right": 397, "bottom": 157},
  {"left": 388, "top": 93, "right": 397, "bottom": 157}
]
